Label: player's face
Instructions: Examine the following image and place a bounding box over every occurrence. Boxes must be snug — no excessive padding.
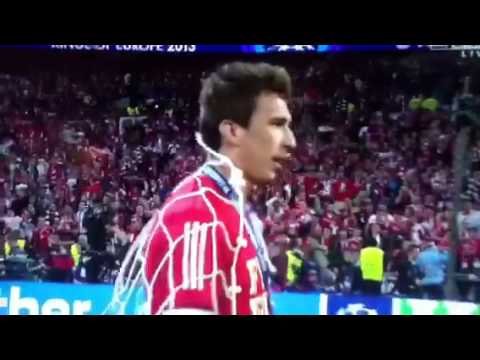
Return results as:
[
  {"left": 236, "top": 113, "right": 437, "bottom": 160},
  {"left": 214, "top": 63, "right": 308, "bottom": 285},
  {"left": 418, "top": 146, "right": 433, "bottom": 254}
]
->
[{"left": 238, "top": 92, "right": 296, "bottom": 185}]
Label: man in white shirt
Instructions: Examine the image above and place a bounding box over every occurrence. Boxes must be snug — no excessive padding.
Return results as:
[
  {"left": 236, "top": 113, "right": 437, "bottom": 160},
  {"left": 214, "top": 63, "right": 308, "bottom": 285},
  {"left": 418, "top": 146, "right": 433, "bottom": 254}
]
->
[
  {"left": 368, "top": 204, "right": 394, "bottom": 227},
  {"left": 458, "top": 199, "right": 480, "bottom": 235},
  {"left": 2, "top": 209, "right": 22, "bottom": 231}
]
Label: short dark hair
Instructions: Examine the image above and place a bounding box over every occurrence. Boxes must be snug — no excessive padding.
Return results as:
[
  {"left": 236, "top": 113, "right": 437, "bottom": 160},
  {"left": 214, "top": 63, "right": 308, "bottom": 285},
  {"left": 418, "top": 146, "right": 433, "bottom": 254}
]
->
[
  {"left": 199, "top": 62, "right": 292, "bottom": 151},
  {"left": 363, "top": 234, "right": 379, "bottom": 248}
]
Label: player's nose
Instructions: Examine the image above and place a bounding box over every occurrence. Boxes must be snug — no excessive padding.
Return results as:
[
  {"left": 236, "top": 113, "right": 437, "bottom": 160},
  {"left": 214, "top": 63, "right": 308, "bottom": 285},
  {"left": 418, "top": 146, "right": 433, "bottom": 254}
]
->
[{"left": 283, "top": 126, "right": 297, "bottom": 154}]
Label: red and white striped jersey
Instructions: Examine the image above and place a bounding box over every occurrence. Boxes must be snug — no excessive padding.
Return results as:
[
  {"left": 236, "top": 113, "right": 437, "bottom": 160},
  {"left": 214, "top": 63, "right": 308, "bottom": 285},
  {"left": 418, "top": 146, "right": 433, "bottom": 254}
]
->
[{"left": 144, "top": 170, "right": 269, "bottom": 315}]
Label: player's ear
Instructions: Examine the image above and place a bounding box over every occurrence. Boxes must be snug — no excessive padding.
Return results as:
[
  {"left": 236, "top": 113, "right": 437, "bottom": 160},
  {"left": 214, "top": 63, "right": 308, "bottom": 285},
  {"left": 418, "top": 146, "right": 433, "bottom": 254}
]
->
[{"left": 219, "top": 120, "right": 245, "bottom": 147}]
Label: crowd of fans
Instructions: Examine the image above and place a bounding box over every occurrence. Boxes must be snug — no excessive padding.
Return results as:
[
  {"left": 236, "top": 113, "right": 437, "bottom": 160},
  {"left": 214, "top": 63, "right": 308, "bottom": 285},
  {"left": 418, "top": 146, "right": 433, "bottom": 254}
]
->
[{"left": 1, "top": 50, "right": 480, "bottom": 303}]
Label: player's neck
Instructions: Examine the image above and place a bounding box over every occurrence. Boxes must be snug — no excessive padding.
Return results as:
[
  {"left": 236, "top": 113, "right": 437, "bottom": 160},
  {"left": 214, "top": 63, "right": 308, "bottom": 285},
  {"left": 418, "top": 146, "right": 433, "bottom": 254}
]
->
[
  {"left": 213, "top": 164, "right": 251, "bottom": 198},
  {"left": 206, "top": 148, "right": 249, "bottom": 197},
  {"left": 207, "top": 146, "right": 253, "bottom": 198}
]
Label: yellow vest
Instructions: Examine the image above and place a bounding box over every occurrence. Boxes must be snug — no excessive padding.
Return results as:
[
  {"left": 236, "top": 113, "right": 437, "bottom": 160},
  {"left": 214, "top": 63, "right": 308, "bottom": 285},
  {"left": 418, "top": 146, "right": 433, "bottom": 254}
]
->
[
  {"left": 127, "top": 106, "right": 140, "bottom": 116},
  {"left": 4, "top": 242, "right": 11, "bottom": 257},
  {"left": 360, "top": 247, "right": 384, "bottom": 282},
  {"left": 421, "top": 98, "right": 439, "bottom": 112},
  {"left": 17, "top": 239, "right": 26, "bottom": 251},
  {"left": 286, "top": 250, "right": 303, "bottom": 286},
  {"left": 71, "top": 244, "right": 82, "bottom": 268}
]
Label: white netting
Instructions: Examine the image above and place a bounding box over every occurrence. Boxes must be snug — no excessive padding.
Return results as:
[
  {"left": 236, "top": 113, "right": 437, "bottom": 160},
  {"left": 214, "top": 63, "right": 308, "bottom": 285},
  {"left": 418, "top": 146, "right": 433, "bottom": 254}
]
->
[{"left": 104, "top": 133, "right": 248, "bottom": 315}]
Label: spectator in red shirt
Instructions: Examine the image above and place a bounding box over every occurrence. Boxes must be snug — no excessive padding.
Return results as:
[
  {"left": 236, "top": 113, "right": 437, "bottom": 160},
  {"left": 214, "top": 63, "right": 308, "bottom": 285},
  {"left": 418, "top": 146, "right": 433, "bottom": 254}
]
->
[
  {"left": 303, "top": 173, "right": 322, "bottom": 205},
  {"left": 320, "top": 202, "right": 340, "bottom": 234},
  {"left": 32, "top": 216, "right": 53, "bottom": 258},
  {"left": 46, "top": 244, "right": 74, "bottom": 283},
  {"left": 331, "top": 171, "right": 360, "bottom": 203},
  {"left": 48, "top": 156, "right": 65, "bottom": 184},
  {"left": 456, "top": 227, "right": 480, "bottom": 302},
  {"left": 321, "top": 226, "right": 336, "bottom": 252},
  {"left": 82, "top": 176, "right": 102, "bottom": 199},
  {"left": 431, "top": 211, "right": 450, "bottom": 245}
]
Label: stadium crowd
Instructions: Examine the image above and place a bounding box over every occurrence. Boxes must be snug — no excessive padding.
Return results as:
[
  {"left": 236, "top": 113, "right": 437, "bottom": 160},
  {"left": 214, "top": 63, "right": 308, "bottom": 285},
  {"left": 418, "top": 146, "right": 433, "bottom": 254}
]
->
[{"left": 1, "top": 51, "right": 480, "bottom": 302}]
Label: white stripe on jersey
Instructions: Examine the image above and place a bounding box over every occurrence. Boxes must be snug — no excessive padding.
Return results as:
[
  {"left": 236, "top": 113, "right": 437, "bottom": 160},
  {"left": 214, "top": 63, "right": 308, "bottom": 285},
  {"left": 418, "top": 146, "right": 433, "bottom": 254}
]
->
[
  {"left": 190, "top": 222, "right": 200, "bottom": 290},
  {"left": 182, "top": 222, "right": 209, "bottom": 291},
  {"left": 182, "top": 222, "right": 192, "bottom": 290},
  {"left": 197, "top": 224, "right": 208, "bottom": 290}
]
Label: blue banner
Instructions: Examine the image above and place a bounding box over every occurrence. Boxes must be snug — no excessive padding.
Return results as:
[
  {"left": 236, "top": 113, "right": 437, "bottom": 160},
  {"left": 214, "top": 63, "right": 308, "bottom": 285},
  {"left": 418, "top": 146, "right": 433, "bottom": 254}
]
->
[
  {"left": 253, "top": 45, "right": 430, "bottom": 53},
  {"left": 326, "top": 294, "right": 393, "bottom": 315},
  {"left": 271, "top": 292, "right": 321, "bottom": 315},
  {"left": 0, "top": 44, "right": 450, "bottom": 54},
  {"left": 0, "top": 282, "right": 116, "bottom": 315},
  {"left": 1, "top": 282, "right": 477, "bottom": 315},
  {"left": 0, "top": 281, "right": 321, "bottom": 315}
]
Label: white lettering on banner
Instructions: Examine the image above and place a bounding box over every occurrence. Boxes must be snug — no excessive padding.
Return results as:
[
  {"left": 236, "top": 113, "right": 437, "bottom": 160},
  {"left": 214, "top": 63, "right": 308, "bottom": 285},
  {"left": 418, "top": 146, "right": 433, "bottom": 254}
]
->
[
  {"left": 461, "top": 50, "right": 480, "bottom": 59},
  {"left": 1, "top": 286, "right": 92, "bottom": 315},
  {"left": 50, "top": 45, "right": 197, "bottom": 53},
  {"left": 42, "top": 299, "right": 70, "bottom": 315},
  {"left": 10, "top": 287, "right": 39, "bottom": 315},
  {"left": 115, "top": 45, "right": 165, "bottom": 52},
  {"left": 319, "top": 293, "right": 328, "bottom": 315},
  {"left": 73, "top": 300, "right": 92, "bottom": 315},
  {"left": 51, "top": 45, "right": 110, "bottom": 51},
  {"left": 167, "top": 45, "right": 197, "bottom": 53}
]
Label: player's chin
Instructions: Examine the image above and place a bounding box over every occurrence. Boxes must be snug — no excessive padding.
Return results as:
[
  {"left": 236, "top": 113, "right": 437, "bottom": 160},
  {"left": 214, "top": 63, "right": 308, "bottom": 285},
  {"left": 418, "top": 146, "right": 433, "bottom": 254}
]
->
[{"left": 248, "top": 171, "right": 277, "bottom": 186}]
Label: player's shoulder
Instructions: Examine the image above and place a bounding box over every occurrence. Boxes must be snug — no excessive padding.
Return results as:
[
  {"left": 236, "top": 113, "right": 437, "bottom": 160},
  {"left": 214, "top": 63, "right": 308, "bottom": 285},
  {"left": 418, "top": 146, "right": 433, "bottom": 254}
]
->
[
  {"left": 166, "top": 173, "right": 219, "bottom": 201},
  {"left": 160, "top": 172, "right": 237, "bottom": 220}
]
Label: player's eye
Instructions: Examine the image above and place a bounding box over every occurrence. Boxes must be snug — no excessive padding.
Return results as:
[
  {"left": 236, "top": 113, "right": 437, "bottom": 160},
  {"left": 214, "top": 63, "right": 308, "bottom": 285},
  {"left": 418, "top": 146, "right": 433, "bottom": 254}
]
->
[
  {"left": 271, "top": 120, "right": 284, "bottom": 127},
  {"left": 271, "top": 117, "right": 290, "bottom": 128}
]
